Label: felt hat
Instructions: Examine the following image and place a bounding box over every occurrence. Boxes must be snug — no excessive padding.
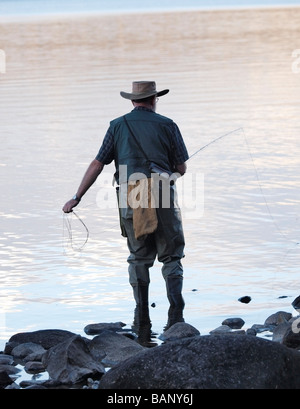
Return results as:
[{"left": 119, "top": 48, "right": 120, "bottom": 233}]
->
[{"left": 120, "top": 81, "right": 169, "bottom": 100}]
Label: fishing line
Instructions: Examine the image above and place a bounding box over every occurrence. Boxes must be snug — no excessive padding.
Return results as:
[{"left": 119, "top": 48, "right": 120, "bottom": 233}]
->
[
  {"left": 63, "top": 210, "right": 90, "bottom": 252},
  {"left": 190, "top": 126, "right": 299, "bottom": 302},
  {"left": 242, "top": 128, "right": 299, "bottom": 298},
  {"left": 240, "top": 129, "right": 300, "bottom": 300},
  {"left": 241, "top": 128, "right": 299, "bottom": 248},
  {"left": 189, "top": 126, "right": 299, "bottom": 249}
]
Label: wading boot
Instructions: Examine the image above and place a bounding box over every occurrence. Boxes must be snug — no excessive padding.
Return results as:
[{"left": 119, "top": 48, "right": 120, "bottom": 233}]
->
[
  {"left": 131, "top": 284, "right": 157, "bottom": 347},
  {"left": 164, "top": 275, "right": 185, "bottom": 331}
]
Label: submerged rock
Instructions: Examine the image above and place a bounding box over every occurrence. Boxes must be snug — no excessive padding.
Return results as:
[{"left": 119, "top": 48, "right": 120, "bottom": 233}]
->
[{"left": 238, "top": 296, "right": 251, "bottom": 304}]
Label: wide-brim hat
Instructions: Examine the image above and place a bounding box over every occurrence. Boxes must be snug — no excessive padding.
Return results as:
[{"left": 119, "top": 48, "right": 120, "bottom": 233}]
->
[{"left": 120, "top": 81, "right": 169, "bottom": 100}]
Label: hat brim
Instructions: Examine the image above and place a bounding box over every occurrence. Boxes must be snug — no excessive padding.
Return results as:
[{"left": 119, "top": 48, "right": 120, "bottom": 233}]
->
[{"left": 120, "top": 89, "right": 169, "bottom": 100}]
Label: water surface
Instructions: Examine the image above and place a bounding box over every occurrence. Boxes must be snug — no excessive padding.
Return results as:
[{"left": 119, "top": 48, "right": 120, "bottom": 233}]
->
[{"left": 1, "top": 7, "right": 300, "bottom": 349}]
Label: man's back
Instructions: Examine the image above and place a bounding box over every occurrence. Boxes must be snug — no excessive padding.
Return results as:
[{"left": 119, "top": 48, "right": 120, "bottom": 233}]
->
[{"left": 111, "top": 107, "right": 175, "bottom": 183}]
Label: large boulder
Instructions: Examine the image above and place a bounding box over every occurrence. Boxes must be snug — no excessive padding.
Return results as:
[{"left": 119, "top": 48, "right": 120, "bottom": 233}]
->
[
  {"left": 99, "top": 334, "right": 300, "bottom": 389},
  {"left": 42, "top": 335, "right": 105, "bottom": 385},
  {"left": 5, "top": 329, "right": 76, "bottom": 352}
]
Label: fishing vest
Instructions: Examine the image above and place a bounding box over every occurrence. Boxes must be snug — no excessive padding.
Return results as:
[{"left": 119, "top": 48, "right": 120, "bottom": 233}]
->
[{"left": 110, "top": 109, "right": 174, "bottom": 184}]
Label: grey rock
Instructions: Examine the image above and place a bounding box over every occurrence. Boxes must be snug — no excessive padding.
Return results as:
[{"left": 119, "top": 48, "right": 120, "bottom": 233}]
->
[
  {"left": 209, "top": 325, "right": 232, "bottom": 334},
  {"left": 246, "top": 328, "right": 257, "bottom": 336},
  {"left": 11, "top": 342, "right": 46, "bottom": 359},
  {"left": 99, "top": 334, "right": 300, "bottom": 389},
  {"left": 0, "top": 364, "right": 21, "bottom": 375},
  {"left": 24, "top": 350, "right": 46, "bottom": 363},
  {"left": 272, "top": 322, "right": 291, "bottom": 343},
  {"left": 42, "top": 334, "right": 105, "bottom": 385},
  {"left": 6, "top": 329, "right": 76, "bottom": 351},
  {"left": 282, "top": 318, "right": 300, "bottom": 349},
  {"left": 19, "top": 379, "right": 62, "bottom": 389},
  {"left": 88, "top": 330, "right": 144, "bottom": 367},
  {"left": 24, "top": 361, "right": 46, "bottom": 374},
  {"left": 84, "top": 322, "right": 126, "bottom": 336},
  {"left": 222, "top": 317, "right": 245, "bottom": 329},
  {"left": 84, "top": 378, "right": 100, "bottom": 389},
  {"left": 230, "top": 330, "right": 246, "bottom": 335},
  {"left": 264, "top": 311, "right": 292, "bottom": 327},
  {"left": 3, "top": 342, "right": 18, "bottom": 355},
  {"left": 24, "top": 384, "right": 48, "bottom": 389},
  {"left": 292, "top": 295, "right": 300, "bottom": 312},
  {"left": 238, "top": 296, "right": 251, "bottom": 304},
  {"left": 0, "top": 354, "right": 14, "bottom": 365},
  {"left": 158, "top": 322, "right": 200, "bottom": 342},
  {"left": 251, "top": 324, "right": 272, "bottom": 333},
  {"left": 5, "top": 382, "right": 21, "bottom": 389},
  {"left": 0, "top": 371, "right": 13, "bottom": 389}
]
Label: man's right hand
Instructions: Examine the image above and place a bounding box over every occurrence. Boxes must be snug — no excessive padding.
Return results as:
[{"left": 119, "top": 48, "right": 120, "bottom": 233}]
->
[{"left": 62, "top": 198, "right": 80, "bottom": 213}]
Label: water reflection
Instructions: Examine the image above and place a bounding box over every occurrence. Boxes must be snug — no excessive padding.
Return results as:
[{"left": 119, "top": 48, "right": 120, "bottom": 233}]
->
[{"left": 131, "top": 307, "right": 158, "bottom": 348}]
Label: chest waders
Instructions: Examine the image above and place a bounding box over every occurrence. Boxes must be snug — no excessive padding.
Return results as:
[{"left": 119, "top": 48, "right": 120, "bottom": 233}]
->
[{"left": 113, "top": 110, "right": 185, "bottom": 335}]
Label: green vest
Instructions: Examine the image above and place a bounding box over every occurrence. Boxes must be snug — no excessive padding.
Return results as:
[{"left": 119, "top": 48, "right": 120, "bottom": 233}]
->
[{"left": 110, "top": 109, "right": 174, "bottom": 184}]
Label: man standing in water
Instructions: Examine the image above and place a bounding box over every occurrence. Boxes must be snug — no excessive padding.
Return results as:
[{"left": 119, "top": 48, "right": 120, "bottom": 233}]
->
[{"left": 63, "top": 81, "right": 189, "bottom": 343}]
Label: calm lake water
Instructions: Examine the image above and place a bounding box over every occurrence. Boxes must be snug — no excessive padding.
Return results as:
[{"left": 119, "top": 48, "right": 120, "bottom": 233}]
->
[{"left": 1, "top": 6, "right": 300, "bottom": 351}]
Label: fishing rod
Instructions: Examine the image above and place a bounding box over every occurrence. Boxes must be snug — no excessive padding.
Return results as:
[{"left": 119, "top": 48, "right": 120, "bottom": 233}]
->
[
  {"left": 155, "top": 127, "right": 244, "bottom": 182},
  {"left": 188, "top": 127, "right": 244, "bottom": 160}
]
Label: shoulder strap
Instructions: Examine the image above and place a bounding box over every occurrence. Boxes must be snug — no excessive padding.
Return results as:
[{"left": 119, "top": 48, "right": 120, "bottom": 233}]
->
[
  {"left": 123, "top": 115, "right": 174, "bottom": 178},
  {"left": 123, "top": 115, "right": 150, "bottom": 164}
]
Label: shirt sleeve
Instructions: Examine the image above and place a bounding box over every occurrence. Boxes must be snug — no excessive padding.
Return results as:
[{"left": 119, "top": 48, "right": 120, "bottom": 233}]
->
[
  {"left": 170, "top": 123, "right": 189, "bottom": 164},
  {"left": 95, "top": 129, "right": 114, "bottom": 165}
]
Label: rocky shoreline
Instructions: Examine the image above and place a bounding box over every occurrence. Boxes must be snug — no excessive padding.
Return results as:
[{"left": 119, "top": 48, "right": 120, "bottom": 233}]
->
[{"left": 1, "top": 297, "right": 300, "bottom": 389}]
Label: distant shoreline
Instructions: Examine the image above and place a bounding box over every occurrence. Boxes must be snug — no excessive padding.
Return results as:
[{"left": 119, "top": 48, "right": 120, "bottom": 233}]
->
[{"left": 1, "top": 3, "right": 300, "bottom": 23}]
